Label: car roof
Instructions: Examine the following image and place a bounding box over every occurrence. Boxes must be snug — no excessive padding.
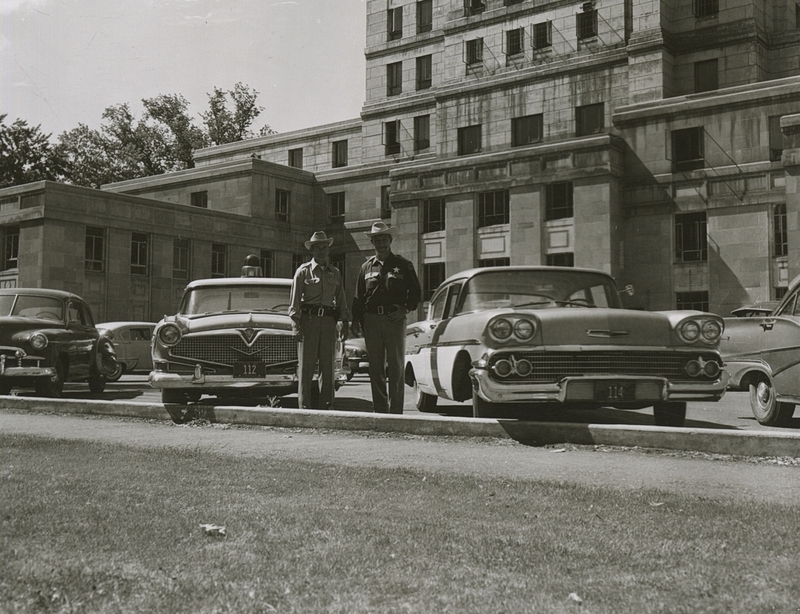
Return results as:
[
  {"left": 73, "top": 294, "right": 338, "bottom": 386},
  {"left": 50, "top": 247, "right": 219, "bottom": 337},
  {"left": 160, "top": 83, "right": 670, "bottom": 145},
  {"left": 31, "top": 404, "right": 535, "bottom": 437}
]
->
[
  {"left": 0, "top": 287, "right": 83, "bottom": 301},
  {"left": 440, "top": 265, "right": 616, "bottom": 285},
  {"left": 183, "top": 277, "right": 293, "bottom": 290}
]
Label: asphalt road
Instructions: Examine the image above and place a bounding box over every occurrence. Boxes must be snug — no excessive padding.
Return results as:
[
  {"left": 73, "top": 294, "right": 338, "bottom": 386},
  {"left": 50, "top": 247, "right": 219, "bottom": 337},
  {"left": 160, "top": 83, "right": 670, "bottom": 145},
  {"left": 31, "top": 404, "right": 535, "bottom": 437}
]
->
[{"left": 52, "top": 373, "right": 800, "bottom": 433}]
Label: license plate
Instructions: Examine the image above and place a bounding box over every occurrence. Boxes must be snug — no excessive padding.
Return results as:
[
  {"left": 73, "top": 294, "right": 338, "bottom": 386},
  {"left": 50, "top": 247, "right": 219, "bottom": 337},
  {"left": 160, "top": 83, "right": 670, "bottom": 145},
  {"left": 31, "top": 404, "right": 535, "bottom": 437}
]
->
[
  {"left": 595, "top": 381, "right": 635, "bottom": 403},
  {"left": 233, "top": 362, "right": 267, "bottom": 378}
]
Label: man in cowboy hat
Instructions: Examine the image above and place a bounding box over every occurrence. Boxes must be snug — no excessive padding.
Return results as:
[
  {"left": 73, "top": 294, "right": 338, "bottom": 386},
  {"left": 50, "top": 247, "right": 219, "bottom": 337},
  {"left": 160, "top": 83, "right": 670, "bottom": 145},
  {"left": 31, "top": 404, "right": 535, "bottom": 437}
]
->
[
  {"left": 289, "top": 231, "right": 350, "bottom": 410},
  {"left": 352, "top": 222, "right": 421, "bottom": 414}
]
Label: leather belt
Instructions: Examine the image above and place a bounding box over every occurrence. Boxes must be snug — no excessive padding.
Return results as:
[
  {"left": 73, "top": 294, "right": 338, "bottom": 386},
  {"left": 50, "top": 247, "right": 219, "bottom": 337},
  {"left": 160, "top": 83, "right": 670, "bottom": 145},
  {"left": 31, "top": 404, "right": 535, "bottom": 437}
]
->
[
  {"left": 300, "top": 304, "right": 337, "bottom": 318},
  {"left": 366, "top": 305, "right": 393, "bottom": 315}
]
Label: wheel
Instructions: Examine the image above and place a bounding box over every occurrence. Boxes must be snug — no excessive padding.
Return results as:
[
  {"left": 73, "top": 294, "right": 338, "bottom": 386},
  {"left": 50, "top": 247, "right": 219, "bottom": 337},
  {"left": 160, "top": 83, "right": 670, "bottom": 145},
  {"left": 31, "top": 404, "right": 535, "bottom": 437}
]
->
[
  {"left": 35, "top": 359, "right": 65, "bottom": 398},
  {"left": 749, "top": 376, "right": 795, "bottom": 426},
  {"left": 162, "top": 389, "right": 188, "bottom": 404},
  {"left": 472, "top": 388, "right": 503, "bottom": 418},
  {"left": 653, "top": 402, "right": 687, "bottom": 427},
  {"left": 413, "top": 378, "right": 438, "bottom": 412},
  {"left": 88, "top": 376, "right": 106, "bottom": 393},
  {"left": 106, "top": 361, "right": 124, "bottom": 382}
]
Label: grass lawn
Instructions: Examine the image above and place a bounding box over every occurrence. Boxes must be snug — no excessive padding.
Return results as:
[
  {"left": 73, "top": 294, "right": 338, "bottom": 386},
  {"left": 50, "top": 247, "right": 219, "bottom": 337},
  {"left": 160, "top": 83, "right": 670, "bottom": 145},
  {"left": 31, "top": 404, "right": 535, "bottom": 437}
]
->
[{"left": 1, "top": 432, "right": 799, "bottom": 614}]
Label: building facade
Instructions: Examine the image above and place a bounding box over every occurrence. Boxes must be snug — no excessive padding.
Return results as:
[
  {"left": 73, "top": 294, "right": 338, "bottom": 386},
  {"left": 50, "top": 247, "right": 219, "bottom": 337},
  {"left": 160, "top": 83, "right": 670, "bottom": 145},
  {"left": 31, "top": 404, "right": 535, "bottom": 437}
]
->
[{"left": 1, "top": 0, "right": 799, "bottom": 321}]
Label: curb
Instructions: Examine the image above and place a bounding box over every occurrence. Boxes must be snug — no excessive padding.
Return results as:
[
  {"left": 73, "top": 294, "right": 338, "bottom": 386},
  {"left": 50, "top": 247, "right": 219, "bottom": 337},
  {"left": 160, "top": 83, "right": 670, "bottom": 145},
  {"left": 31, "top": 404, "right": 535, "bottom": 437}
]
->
[{"left": 3, "top": 395, "right": 800, "bottom": 458}]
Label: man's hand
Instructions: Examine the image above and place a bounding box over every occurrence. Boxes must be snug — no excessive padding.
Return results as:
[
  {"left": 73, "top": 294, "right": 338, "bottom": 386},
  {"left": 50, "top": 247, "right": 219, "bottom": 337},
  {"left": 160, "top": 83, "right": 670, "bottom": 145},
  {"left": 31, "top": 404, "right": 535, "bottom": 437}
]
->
[
  {"left": 340, "top": 321, "right": 350, "bottom": 341},
  {"left": 388, "top": 304, "right": 407, "bottom": 322},
  {"left": 351, "top": 321, "right": 362, "bottom": 337}
]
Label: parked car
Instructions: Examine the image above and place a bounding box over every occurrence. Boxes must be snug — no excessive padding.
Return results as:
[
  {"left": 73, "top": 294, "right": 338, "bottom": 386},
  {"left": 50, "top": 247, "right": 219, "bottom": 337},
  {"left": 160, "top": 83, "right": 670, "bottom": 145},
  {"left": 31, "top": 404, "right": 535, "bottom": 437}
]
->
[
  {"left": 405, "top": 266, "right": 728, "bottom": 426},
  {"left": 729, "top": 301, "right": 780, "bottom": 318},
  {"left": 721, "top": 279, "right": 800, "bottom": 426},
  {"left": 0, "top": 288, "right": 117, "bottom": 397},
  {"left": 96, "top": 321, "right": 156, "bottom": 381},
  {"left": 344, "top": 337, "right": 368, "bottom": 380},
  {"left": 150, "top": 263, "right": 346, "bottom": 405}
]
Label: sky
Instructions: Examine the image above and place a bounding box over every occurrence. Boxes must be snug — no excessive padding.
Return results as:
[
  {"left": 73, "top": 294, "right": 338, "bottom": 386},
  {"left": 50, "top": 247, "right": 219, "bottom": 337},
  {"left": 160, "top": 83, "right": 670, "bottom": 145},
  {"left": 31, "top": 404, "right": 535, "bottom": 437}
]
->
[{"left": 0, "top": 0, "right": 367, "bottom": 138}]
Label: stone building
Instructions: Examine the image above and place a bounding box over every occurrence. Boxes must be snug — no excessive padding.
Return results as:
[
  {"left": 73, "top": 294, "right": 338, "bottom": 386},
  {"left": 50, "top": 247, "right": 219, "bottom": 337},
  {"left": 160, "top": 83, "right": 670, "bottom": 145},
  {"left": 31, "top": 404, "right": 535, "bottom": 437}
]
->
[{"left": 1, "top": 0, "right": 799, "bottom": 321}]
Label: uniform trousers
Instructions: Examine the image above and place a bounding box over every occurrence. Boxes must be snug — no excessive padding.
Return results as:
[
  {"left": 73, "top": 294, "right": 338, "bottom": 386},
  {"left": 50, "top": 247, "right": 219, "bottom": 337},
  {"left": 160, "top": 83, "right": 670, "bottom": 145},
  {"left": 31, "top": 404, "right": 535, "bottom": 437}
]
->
[
  {"left": 297, "top": 313, "right": 337, "bottom": 409},
  {"left": 363, "top": 312, "right": 406, "bottom": 414}
]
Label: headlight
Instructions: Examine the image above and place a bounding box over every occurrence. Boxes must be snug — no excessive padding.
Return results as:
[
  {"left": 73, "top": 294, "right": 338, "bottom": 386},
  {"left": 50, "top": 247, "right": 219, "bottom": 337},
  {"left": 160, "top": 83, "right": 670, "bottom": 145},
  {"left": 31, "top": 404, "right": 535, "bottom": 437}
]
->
[
  {"left": 701, "top": 320, "right": 722, "bottom": 343},
  {"left": 30, "top": 332, "right": 48, "bottom": 350},
  {"left": 678, "top": 320, "right": 700, "bottom": 343},
  {"left": 489, "top": 318, "right": 513, "bottom": 341},
  {"left": 514, "top": 319, "right": 535, "bottom": 340},
  {"left": 158, "top": 323, "right": 182, "bottom": 347}
]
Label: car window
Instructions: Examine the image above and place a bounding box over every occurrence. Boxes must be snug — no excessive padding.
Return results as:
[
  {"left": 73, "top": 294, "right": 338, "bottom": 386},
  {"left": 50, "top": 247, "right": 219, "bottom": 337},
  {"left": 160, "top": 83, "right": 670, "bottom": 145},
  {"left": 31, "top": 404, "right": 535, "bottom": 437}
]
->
[
  {"left": 181, "top": 285, "right": 291, "bottom": 315},
  {"left": 775, "top": 294, "right": 797, "bottom": 317},
  {"left": 119, "top": 329, "right": 131, "bottom": 341},
  {"left": 68, "top": 302, "right": 87, "bottom": 325},
  {"left": 12, "top": 295, "right": 64, "bottom": 321},
  {"left": 444, "top": 283, "right": 463, "bottom": 318},
  {"left": 131, "top": 328, "right": 151, "bottom": 341},
  {"left": 429, "top": 287, "right": 448, "bottom": 321}
]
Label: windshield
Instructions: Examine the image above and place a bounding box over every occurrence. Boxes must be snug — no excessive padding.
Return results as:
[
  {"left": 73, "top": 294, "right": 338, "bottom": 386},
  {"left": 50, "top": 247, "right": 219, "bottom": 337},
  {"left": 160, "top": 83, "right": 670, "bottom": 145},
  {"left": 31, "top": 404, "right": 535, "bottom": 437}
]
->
[
  {"left": 179, "top": 285, "right": 291, "bottom": 316},
  {"left": 0, "top": 294, "right": 65, "bottom": 321},
  {"left": 459, "top": 270, "right": 622, "bottom": 313}
]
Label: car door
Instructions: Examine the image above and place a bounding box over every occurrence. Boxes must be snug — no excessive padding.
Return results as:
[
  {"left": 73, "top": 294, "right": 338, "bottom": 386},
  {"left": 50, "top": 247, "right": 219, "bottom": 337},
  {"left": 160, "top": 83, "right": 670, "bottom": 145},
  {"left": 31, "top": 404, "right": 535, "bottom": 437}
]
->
[
  {"left": 66, "top": 300, "right": 97, "bottom": 379},
  {"left": 129, "top": 326, "right": 154, "bottom": 371},
  {"left": 113, "top": 327, "right": 133, "bottom": 369},
  {"left": 760, "top": 292, "right": 800, "bottom": 400},
  {"left": 407, "top": 285, "right": 449, "bottom": 397},
  {"left": 428, "top": 282, "right": 465, "bottom": 400}
]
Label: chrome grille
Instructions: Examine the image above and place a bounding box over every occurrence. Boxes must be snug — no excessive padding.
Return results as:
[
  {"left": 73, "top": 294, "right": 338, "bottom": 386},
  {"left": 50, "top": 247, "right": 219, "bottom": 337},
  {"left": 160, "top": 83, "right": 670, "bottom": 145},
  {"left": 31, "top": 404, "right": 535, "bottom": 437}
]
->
[
  {"left": 490, "top": 351, "right": 716, "bottom": 383},
  {"left": 170, "top": 334, "right": 297, "bottom": 366}
]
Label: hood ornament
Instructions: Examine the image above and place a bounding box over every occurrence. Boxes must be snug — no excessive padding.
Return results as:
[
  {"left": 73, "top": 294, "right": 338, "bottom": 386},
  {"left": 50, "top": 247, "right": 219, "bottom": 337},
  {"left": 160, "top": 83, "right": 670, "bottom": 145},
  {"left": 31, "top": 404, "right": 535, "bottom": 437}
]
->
[{"left": 586, "top": 329, "right": 629, "bottom": 338}]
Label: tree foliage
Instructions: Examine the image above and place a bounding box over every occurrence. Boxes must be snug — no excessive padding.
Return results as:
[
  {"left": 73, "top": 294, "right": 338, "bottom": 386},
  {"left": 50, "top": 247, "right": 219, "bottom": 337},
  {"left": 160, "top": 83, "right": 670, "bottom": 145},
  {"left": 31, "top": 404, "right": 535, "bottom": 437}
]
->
[
  {"left": 0, "top": 114, "right": 63, "bottom": 188},
  {"left": 0, "top": 83, "right": 275, "bottom": 189}
]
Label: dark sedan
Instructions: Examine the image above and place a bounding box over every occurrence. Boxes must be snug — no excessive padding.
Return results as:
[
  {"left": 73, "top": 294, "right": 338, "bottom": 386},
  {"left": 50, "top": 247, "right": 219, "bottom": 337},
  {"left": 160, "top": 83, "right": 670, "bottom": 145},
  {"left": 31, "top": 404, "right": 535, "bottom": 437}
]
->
[{"left": 0, "top": 288, "right": 117, "bottom": 396}]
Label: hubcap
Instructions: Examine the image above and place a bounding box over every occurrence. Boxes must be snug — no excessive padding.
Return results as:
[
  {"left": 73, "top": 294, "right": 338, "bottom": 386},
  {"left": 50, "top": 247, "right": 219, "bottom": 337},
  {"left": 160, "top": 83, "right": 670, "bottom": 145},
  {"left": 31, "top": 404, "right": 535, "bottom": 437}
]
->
[{"left": 757, "top": 381, "right": 771, "bottom": 407}]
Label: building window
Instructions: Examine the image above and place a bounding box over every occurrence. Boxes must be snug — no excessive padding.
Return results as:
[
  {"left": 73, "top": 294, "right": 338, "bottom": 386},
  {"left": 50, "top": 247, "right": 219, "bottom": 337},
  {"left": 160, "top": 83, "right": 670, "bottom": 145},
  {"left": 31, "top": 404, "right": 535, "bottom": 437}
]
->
[
  {"left": 465, "top": 38, "right": 483, "bottom": 65},
  {"left": 381, "top": 186, "right": 392, "bottom": 219},
  {"left": 173, "top": 238, "right": 190, "bottom": 280},
  {"left": 190, "top": 191, "right": 208, "bottom": 208},
  {"left": 577, "top": 7, "right": 598, "bottom": 40},
  {"left": 546, "top": 252, "right": 574, "bottom": 267},
  {"left": 84, "top": 226, "right": 104, "bottom": 272},
  {"left": 288, "top": 148, "right": 303, "bottom": 169},
  {"left": 545, "top": 182, "right": 574, "bottom": 221},
  {"left": 424, "top": 262, "right": 446, "bottom": 301},
  {"left": 416, "top": 55, "right": 432, "bottom": 90},
  {"left": 275, "top": 189, "right": 290, "bottom": 222},
  {"left": 775, "top": 203, "right": 788, "bottom": 257},
  {"left": 131, "top": 232, "right": 149, "bottom": 276},
  {"left": 2, "top": 225, "right": 19, "bottom": 271},
  {"left": 576, "top": 103, "right": 604, "bottom": 136},
  {"left": 211, "top": 243, "right": 227, "bottom": 278},
  {"left": 423, "top": 198, "right": 445, "bottom": 234},
  {"left": 533, "top": 21, "right": 552, "bottom": 49},
  {"left": 512, "top": 114, "right": 543, "bottom": 147},
  {"left": 506, "top": 27, "right": 524, "bottom": 56},
  {"left": 464, "top": 0, "right": 486, "bottom": 16},
  {"left": 332, "top": 140, "right": 348, "bottom": 168},
  {"left": 694, "top": 59, "right": 718, "bottom": 93},
  {"left": 329, "top": 192, "right": 346, "bottom": 221},
  {"left": 479, "top": 257, "right": 511, "bottom": 268},
  {"left": 776, "top": 286, "right": 788, "bottom": 300},
  {"left": 769, "top": 116, "right": 784, "bottom": 162},
  {"left": 260, "top": 249, "right": 274, "bottom": 277},
  {"left": 387, "top": 61, "right": 403, "bottom": 96},
  {"left": 414, "top": 115, "right": 430, "bottom": 151},
  {"left": 292, "top": 253, "right": 307, "bottom": 272},
  {"left": 693, "top": 0, "right": 719, "bottom": 18},
  {"left": 458, "top": 125, "right": 482, "bottom": 156},
  {"left": 478, "top": 190, "right": 509, "bottom": 228},
  {"left": 672, "top": 127, "right": 705, "bottom": 172},
  {"left": 385, "top": 120, "right": 401, "bottom": 156},
  {"left": 677, "top": 291, "right": 709, "bottom": 311},
  {"left": 417, "top": 0, "right": 433, "bottom": 33},
  {"left": 675, "top": 211, "right": 708, "bottom": 263},
  {"left": 387, "top": 6, "right": 403, "bottom": 41}
]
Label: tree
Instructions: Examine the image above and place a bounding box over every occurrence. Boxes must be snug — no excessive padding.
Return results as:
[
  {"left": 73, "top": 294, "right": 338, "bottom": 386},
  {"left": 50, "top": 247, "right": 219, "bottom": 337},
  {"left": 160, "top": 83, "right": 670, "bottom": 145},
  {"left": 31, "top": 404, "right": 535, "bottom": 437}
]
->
[
  {"left": 200, "top": 82, "right": 275, "bottom": 146},
  {"left": 142, "top": 94, "right": 208, "bottom": 169},
  {"left": 0, "top": 114, "right": 63, "bottom": 188}
]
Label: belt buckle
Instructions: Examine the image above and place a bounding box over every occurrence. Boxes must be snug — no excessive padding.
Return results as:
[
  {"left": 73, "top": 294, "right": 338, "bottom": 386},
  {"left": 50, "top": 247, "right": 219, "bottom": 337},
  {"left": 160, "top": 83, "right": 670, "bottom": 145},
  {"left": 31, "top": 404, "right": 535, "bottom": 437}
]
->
[
  {"left": 377, "top": 306, "right": 384, "bottom": 315},
  {"left": 317, "top": 307, "right": 325, "bottom": 317}
]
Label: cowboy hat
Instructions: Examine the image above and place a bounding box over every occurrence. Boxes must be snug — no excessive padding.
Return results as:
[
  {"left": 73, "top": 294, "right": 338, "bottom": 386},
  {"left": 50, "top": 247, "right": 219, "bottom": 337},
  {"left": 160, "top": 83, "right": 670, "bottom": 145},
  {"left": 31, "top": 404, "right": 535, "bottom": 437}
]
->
[
  {"left": 304, "top": 231, "right": 334, "bottom": 250},
  {"left": 363, "top": 221, "right": 397, "bottom": 238}
]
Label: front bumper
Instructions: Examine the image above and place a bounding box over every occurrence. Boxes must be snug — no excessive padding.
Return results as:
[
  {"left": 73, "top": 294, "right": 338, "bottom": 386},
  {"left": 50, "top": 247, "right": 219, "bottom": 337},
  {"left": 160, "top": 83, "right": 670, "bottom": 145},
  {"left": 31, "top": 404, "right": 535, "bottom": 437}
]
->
[
  {"left": 149, "top": 368, "right": 298, "bottom": 392},
  {"left": 469, "top": 369, "right": 729, "bottom": 405}
]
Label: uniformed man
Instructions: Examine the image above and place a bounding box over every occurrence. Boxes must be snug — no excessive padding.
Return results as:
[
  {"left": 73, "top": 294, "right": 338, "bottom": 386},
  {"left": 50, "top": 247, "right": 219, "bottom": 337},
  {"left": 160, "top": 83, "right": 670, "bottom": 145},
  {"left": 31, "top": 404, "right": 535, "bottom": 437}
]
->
[
  {"left": 289, "top": 231, "right": 350, "bottom": 410},
  {"left": 352, "top": 222, "right": 421, "bottom": 414}
]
